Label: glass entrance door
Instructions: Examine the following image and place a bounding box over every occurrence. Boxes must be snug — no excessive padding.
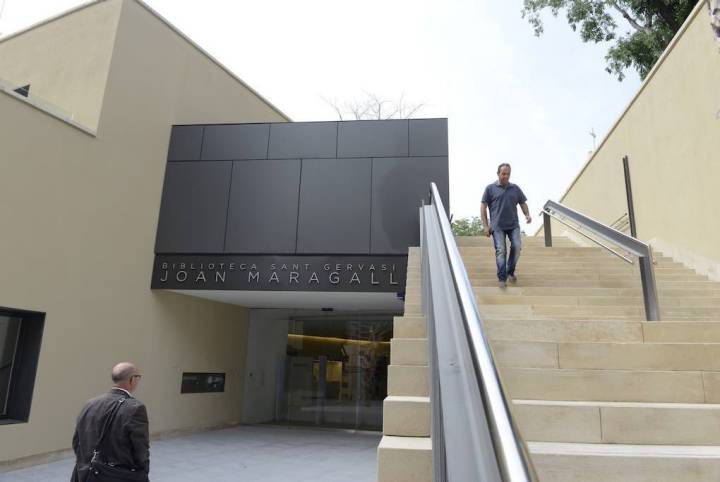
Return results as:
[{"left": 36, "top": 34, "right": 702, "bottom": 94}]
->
[{"left": 278, "top": 317, "right": 392, "bottom": 431}]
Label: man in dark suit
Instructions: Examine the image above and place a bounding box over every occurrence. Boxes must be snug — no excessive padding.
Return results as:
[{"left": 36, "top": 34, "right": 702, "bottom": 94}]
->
[{"left": 71, "top": 362, "right": 150, "bottom": 481}]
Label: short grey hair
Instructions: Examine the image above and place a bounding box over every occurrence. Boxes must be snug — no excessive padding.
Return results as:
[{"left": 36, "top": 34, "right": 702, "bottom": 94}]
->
[{"left": 497, "top": 163, "right": 511, "bottom": 174}]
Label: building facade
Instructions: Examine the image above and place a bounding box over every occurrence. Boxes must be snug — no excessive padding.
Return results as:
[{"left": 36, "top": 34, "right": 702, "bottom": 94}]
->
[{"left": 0, "top": 0, "right": 448, "bottom": 465}]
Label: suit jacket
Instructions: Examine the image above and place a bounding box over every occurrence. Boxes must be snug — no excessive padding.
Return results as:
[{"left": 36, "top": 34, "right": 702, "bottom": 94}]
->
[{"left": 72, "top": 388, "right": 150, "bottom": 479}]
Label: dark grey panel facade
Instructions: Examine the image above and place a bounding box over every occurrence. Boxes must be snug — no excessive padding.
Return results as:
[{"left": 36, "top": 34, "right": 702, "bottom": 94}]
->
[
  {"left": 268, "top": 122, "right": 337, "bottom": 159},
  {"left": 155, "top": 162, "right": 232, "bottom": 253},
  {"left": 337, "top": 120, "right": 409, "bottom": 158},
  {"left": 371, "top": 157, "right": 449, "bottom": 254},
  {"left": 225, "top": 159, "right": 301, "bottom": 254},
  {"left": 201, "top": 124, "right": 270, "bottom": 160},
  {"left": 409, "top": 119, "right": 448, "bottom": 157},
  {"left": 167, "top": 125, "right": 203, "bottom": 161},
  {"left": 157, "top": 119, "right": 449, "bottom": 269},
  {"left": 296, "top": 158, "right": 372, "bottom": 254}
]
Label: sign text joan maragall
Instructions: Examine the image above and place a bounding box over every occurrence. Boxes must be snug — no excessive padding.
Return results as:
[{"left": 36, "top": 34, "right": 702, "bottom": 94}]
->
[{"left": 151, "top": 255, "right": 407, "bottom": 292}]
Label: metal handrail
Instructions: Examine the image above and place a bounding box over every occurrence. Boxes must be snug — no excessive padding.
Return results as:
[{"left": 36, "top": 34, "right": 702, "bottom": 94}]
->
[
  {"left": 541, "top": 200, "right": 660, "bottom": 321},
  {"left": 424, "top": 182, "right": 537, "bottom": 481},
  {"left": 609, "top": 212, "right": 629, "bottom": 228},
  {"left": 542, "top": 209, "right": 634, "bottom": 264}
]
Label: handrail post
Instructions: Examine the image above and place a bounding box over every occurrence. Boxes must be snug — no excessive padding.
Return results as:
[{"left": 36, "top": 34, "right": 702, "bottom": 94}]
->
[
  {"left": 639, "top": 254, "right": 660, "bottom": 321},
  {"left": 543, "top": 211, "right": 552, "bottom": 247}
]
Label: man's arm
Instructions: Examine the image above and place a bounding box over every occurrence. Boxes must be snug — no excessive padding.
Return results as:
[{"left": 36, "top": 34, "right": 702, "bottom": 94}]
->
[
  {"left": 520, "top": 202, "right": 531, "bottom": 224},
  {"left": 72, "top": 427, "right": 79, "bottom": 459},
  {"left": 480, "top": 202, "right": 491, "bottom": 236},
  {"left": 126, "top": 404, "right": 150, "bottom": 473}
]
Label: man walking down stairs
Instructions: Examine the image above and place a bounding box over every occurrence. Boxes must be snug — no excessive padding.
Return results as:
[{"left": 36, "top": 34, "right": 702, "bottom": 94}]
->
[{"left": 379, "top": 235, "right": 720, "bottom": 481}]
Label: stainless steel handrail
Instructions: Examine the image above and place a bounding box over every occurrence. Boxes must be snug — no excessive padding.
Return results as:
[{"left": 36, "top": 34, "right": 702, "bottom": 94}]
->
[
  {"left": 609, "top": 212, "right": 629, "bottom": 228},
  {"left": 541, "top": 200, "right": 660, "bottom": 321},
  {"left": 425, "top": 182, "right": 537, "bottom": 481},
  {"left": 542, "top": 209, "right": 634, "bottom": 264}
]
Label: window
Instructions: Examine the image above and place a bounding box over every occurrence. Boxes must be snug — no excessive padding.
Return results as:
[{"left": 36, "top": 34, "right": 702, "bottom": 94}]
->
[
  {"left": 13, "top": 84, "right": 30, "bottom": 98},
  {"left": 181, "top": 373, "right": 225, "bottom": 394},
  {"left": 0, "top": 307, "right": 45, "bottom": 424},
  {"left": 0, "top": 316, "right": 21, "bottom": 416}
]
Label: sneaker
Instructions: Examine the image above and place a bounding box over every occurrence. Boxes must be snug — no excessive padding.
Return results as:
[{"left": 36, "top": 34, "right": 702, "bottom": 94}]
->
[
  {"left": 508, "top": 274, "right": 517, "bottom": 284},
  {"left": 498, "top": 280, "right": 507, "bottom": 288}
]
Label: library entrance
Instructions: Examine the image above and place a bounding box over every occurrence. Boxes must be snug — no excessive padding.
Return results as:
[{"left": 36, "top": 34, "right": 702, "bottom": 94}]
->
[{"left": 278, "top": 317, "right": 391, "bottom": 431}]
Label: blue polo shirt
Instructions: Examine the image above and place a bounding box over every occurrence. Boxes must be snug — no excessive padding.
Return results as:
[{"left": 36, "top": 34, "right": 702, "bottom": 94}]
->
[{"left": 481, "top": 182, "right": 527, "bottom": 231}]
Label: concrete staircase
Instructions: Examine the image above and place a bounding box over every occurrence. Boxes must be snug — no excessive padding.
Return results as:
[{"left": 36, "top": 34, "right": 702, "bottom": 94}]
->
[
  {"left": 378, "top": 247, "right": 432, "bottom": 482},
  {"left": 378, "top": 235, "right": 720, "bottom": 481},
  {"left": 462, "top": 235, "right": 720, "bottom": 481}
]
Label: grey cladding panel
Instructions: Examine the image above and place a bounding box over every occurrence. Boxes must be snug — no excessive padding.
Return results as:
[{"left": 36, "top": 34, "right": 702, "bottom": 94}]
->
[
  {"left": 155, "top": 162, "right": 232, "bottom": 253},
  {"left": 337, "top": 120, "right": 409, "bottom": 158},
  {"left": 296, "top": 158, "right": 372, "bottom": 254},
  {"left": 225, "top": 159, "right": 301, "bottom": 254},
  {"left": 268, "top": 122, "right": 337, "bottom": 159},
  {"left": 371, "top": 157, "right": 449, "bottom": 254},
  {"left": 201, "top": 124, "right": 270, "bottom": 160},
  {"left": 167, "top": 125, "right": 203, "bottom": 161},
  {"left": 409, "top": 119, "right": 448, "bottom": 157}
]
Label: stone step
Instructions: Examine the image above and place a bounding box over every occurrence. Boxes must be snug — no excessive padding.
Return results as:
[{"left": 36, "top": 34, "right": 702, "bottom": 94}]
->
[
  {"left": 455, "top": 236, "right": 572, "bottom": 246},
  {"left": 390, "top": 338, "right": 427, "bottom": 366},
  {"left": 643, "top": 321, "right": 720, "bottom": 342},
  {"left": 485, "top": 319, "right": 720, "bottom": 343},
  {"left": 377, "top": 436, "right": 432, "bottom": 482},
  {"left": 479, "top": 294, "right": 720, "bottom": 308},
  {"left": 480, "top": 305, "right": 644, "bottom": 317},
  {"left": 557, "top": 341, "right": 720, "bottom": 371},
  {"left": 492, "top": 340, "right": 720, "bottom": 371},
  {"left": 463, "top": 273, "right": 701, "bottom": 282},
  {"left": 502, "top": 367, "right": 720, "bottom": 403},
  {"left": 486, "top": 318, "right": 644, "bottom": 343},
  {"left": 393, "top": 316, "right": 427, "bottom": 338},
  {"left": 472, "top": 286, "right": 720, "bottom": 297},
  {"left": 514, "top": 400, "right": 720, "bottom": 445},
  {"left": 388, "top": 364, "right": 429, "bottom": 397},
  {"left": 529, "top": 442, "right": 720, "bottom": 482},
  {"left": 383, "top": 396, "right": 430, "bottom": 437},
  {"left": 403, "top": 304, "right": 422, "bottom": 316}
]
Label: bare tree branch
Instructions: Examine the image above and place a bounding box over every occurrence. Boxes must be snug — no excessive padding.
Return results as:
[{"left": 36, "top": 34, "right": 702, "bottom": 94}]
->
[{"left": 322, "top": 92, "right": 425, "bottom": 120}]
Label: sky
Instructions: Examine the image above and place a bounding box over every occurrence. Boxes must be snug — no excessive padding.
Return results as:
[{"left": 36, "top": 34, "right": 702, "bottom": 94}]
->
[{"left": 0, "top": 0, "right": 643, "bottom": 232}]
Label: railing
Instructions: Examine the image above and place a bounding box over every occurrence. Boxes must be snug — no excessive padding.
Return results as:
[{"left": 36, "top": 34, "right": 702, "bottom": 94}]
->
[
  {"left": 420, "top": 182, "right": 537, "bottom": 481},
  {"left": 541, "top": 200, "right": 660, "bottom": 321},
  {"left": 610, "top": 212, "right": 630, "bottom": 233}
]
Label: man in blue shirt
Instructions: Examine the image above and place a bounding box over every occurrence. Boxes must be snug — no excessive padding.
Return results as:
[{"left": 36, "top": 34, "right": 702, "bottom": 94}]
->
[{"left": 481, "top": 163, "right": 531, "bottom": 288}]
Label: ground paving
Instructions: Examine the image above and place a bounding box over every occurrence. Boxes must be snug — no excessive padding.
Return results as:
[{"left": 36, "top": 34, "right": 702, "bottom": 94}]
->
[{"left": 0, "top": 424, "right": 381, "bottom": 482}]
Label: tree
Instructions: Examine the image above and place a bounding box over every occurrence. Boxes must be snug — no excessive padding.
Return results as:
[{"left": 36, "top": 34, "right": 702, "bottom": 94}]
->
[
  {"left": 451, "top": 216, "right": 485, "bottom": 236},
  {"left": 522, "top": 1, "right": 696, "bottom": 80},
  {"left": 323, "top": 92, "right": 424, "bottom": 120}
]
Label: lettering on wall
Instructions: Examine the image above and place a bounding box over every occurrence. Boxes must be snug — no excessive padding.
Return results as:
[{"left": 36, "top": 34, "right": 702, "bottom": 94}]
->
[{"left": 152, "top": 255, "right": 407, "bottom": 292}]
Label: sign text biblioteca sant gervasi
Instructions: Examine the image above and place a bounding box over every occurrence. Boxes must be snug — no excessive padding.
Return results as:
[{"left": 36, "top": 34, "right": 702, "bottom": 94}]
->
[{"left": 151, "top": 255, "right": 408, "bottom": 292}]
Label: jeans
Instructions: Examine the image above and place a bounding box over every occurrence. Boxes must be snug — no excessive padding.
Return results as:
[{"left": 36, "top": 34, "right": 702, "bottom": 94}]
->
[{"left": 492, "top": 227, "right": 522, "bottom": 282}]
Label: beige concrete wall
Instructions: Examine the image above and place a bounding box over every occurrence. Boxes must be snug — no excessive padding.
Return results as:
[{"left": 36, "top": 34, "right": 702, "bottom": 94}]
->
[
  {"left": 0, "top": 0, "right": 287, "bottom": 463},
  {"left": 0, "top": 0, "right": 122, "bottom": 131},
  {"left": 550, "top": 1, "right": 720, "bottom": 279}
]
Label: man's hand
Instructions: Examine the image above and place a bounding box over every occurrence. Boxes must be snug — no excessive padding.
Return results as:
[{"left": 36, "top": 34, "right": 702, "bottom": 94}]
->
[
  {"left": 525, "top": 214, "right": 532, "bottom": 224},
  {"left": 483, "top": 226, "right": 491, "bottom": 237}
]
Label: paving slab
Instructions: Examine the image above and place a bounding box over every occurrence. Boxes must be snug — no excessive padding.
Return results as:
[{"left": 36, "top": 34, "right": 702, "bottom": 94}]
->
[{"left": 0, "top": 425, "right": 381, "bottom": 482}]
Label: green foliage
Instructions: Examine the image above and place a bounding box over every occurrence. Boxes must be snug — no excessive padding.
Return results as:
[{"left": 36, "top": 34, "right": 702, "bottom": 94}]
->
[
  {"left": 451, "top": 216, "right": 485, "bottom": 236},
  {"left": 522, "top": 0, "right": 695, "bottom": 80}
]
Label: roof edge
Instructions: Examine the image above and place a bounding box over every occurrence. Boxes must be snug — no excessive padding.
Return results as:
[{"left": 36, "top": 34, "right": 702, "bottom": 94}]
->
[{"left": 0, "top": 0, "right": 107, "bottom": 44}]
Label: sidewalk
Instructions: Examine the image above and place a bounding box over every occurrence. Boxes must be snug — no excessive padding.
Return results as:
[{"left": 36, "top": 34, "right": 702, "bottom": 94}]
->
[{"left": 0, "top": 424, "right": 381, "bottom": 482}]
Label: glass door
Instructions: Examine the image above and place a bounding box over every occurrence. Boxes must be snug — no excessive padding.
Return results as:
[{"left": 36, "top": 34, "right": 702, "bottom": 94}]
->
[{"left": 278, "top": 317, "right": 391, "bottom": 431}]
